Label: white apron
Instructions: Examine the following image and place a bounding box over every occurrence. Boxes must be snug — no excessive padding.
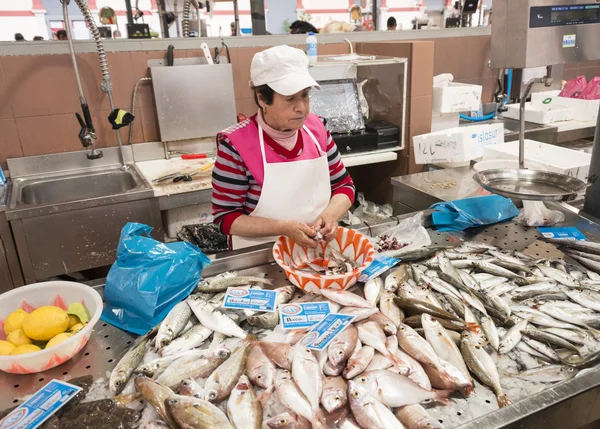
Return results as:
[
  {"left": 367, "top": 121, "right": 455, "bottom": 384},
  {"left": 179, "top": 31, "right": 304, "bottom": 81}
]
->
[{"left": 232, "top": 124, "right": 331, "bottom": 250}]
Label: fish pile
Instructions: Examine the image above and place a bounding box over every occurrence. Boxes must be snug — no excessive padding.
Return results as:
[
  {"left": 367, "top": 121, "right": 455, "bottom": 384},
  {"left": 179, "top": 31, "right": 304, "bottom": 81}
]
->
[
  {"left": 99, "top": 237, "right": 600, "bottom": 429},
  {"left": 292, "top": 245, "right": 359, "bottom": 276}
]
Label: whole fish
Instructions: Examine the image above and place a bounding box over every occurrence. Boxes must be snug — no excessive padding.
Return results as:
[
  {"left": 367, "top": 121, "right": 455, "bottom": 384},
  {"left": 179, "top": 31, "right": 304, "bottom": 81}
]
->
[
  {"left": 565, "top": 250, "right": 600, "bottom": 263},
  {"left": 134, "top": 377, "right": 178, "bottom": 428},
  {"left": 292, "top": 342, "right": 324, "bottom": 421},
  {"left": 187, "top": 297, "right": 248, "bottom": 339},
  {"left": 538, "top": 303, "right": 595, "bottom": 329},
  {"left": 367, "top": 312, "right": 398, "bottom": 335},
  {"left": 110, "top": 335, "right": 151, "bottom": 395},
  {"left": 328, "top": 324, "right": 358, "bottom": 367},
  {"left": 397, "top": 323, "right": 447, "bottom": 373},
  {"left": 320, "top": 288, "right": 373, "bottom": 308},
  {"left": 135, "top": 348, "right": 204, "bottom": 377},
  {"left": 274, "top": 370, "right": 326, "bottom": 429},
  {"left": 267, "top": 412, "right": 311, "bottom": 429},
  {"left": 247, "top": 343, "right": 276, "bottom": 389},
  {"left": 339, "top": 307, "right": 379, "bottom": 322},
  {"left": 480, "top": 315, "right": 500, "bottom": 351},
  {"left": 321, "top": 376, "right": 348, "bottom": 413},
  {"left": 343, "top": 345, "right": 375, "bottom": 379},
  {"left": 473, "top": 261, "right": 523, "bottom": 279},
  {"left": 395, "top": 405, "right": 445, "bottom": 429},
  {"left": 488, "top": 250, "right": 531, "bottom": 268},
  {"left": 522, "top": 337, "right": 560, "bottom": 362},
  {"left": 493, "top": 260, "right": 533, "bottom": 275},
  {"left": 351, "top": 370, "right": 451, "bottom": 408},
  {"left": 480, "top": 276, "right": 509, "bottom": 290},
  {"left": 403, "top": 315, "right": 467, "bottom": 332},
  {"left": 512, "top": 365, "right": 578, "bottom": 382},
  {"left": 166, "top": 395, "right": 234, "bottom": 429},
  {"left": 544, "top": 237, "right": 600, "bottom": 255},
  {"left": 477, "top": 291, "right": 511, "bottom": 320},
  {"left": 379, "top": 291, "right": 404, "bottom": 326},
  {"left": 537, "top": 265, "right": 579, "bottom": 287},
  {"left": 366, "top": 352, "right": 394, "bottom": 372},
  {"left": 364, "top": 277, "right": 383, "bottom": 306},
  {"left": 227, "top": 375, "right": 262, "bottom": 429},
  {"left": 196, "top": 275, "right": 272, "bottom": 292},
  {"left": 458, "top": 270, "right": 482, "bottom": 292},
  {"left": 521, "top": 328, "right": 579, "bottom": 352},
  {"left": 348, "top": 380, "right": 405, "bottom": 429},
  {"left": 357, "top": 321, "right": 397, "bottom": 363},
  {"left": 324, "top": 359, "right": 344, "bottom": 376},
  {"left": 422, "top": 357, "right": 473, "bottom": 393},
  {"left": 155, "top": 302, "right": 193, "bottom": 350},
  {"left": 421, "top": 273, "right": 462, "bottom": 300},
  {"left": 385, "top": 246, "right": 449, "bottom": 261},
  {"left": 204, "top": 339, "right": 252, "bottom": 403},
  {"left": 384, "top": 265, "right": 408, "bottom": 292},
  {"left": 455, "top": 241, "right": 496, "bottom": 252},
  {"left": 489, "top": 282, "right": 517, "bottom": 296},
  {"left": 540, "top": 327, "right": 593, "bottom": 346},
  {"left": 438, "top": 254, "right": 469, "bottom": 292},
  {"left": 422, "top": 314, "right": 472, "bottom": 389},
  {"left": 259, "top": 342, "right": 293, "bottom": 370},
  {"left": 179, "top": 378, "right": 204, "bottom": 397},
  {"left": 516, "top": 340, "right": 556, "bottom": 363},
  {"left": 460, "top": 331, "right": 511, "bottom": 408},
  {"left": 459, "top": 290, "right": 487, "bottom": 315},
  {"left": 394, "top": 348, "right": 432, "bottom": 391},
  {"left": 159, "top": 324, "right": 213, "bottom": 357},
  {"left": 513, "top": 307, "right": 579, "bottom": 330},
  {"left": 498, "top": 319, "right": 528, "bottom": 354},
  {"left": 394, "top": 296, "right": 464, "bottom": 323},
  {"left": 156, "top": 346, "right": 231, "bottom": 388},
  {"left": 248, "top": 310, "right": 280, "bottom": 329}
]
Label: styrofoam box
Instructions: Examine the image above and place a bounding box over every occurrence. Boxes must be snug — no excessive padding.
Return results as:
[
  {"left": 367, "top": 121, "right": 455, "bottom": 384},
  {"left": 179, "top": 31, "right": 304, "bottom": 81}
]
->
[
  {"left": 413, "top": 122, "right": 504, "bottom": 165},
  {"left": 531, "top": 90, "right": 600, "bottom": 122},
  {"left": 483, "top": 140, "right": 591, "bottom": 181},
  {"left": 431, "top": 112, "right": 460, "bottom": 132},
  {"left": 433, "top": 83, "right": 483, "bottom": 113},
  {"left": 503, "top": 102, "right": 572, "bottom": 124}
]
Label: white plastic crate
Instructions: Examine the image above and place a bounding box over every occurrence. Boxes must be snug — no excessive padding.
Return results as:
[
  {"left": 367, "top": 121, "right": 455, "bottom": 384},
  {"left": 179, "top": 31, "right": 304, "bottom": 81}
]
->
[
  {"left": 503, "top": 102, "right": 572, "bottom": 124},
  {"left": 483, "top": 140, "right": 591, "bottom": 181},
  {"left": 530, "top": 90, "right": 600, "bottom": 122}
]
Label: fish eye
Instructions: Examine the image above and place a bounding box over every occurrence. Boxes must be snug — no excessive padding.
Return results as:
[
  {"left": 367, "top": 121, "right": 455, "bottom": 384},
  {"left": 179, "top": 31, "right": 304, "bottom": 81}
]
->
[
  {"left": 337, "top": 350, "right": 344, "bottom": 355},
  {"left": 334, "top": 395, "right": 341, "bottom": 401},
  {"left": 183, "top": 381, "right": 190, "bottom": 386},
  {"left": 279, "top": 420, "right": 287, "bottom": 424},
  {"left": 194, "top": 394, "right": 200, "bottom": 398},
  {"left": 193, "top": 404, "right": 200, "bottom": 409},
  {"left": 116, "top": 381, "right": 123, "bottom": 386},
  {"left": 353, "top": 391, "right": 360, "bottom": 397},
  {"left": 359, "top": 377, "right": 367, "bottom": 383},
  {"left": 208, "top": 391, "right": 217, "bottom": 399},
  {"left": 256, "top": 374, "right": 262, "bottom": 379}
]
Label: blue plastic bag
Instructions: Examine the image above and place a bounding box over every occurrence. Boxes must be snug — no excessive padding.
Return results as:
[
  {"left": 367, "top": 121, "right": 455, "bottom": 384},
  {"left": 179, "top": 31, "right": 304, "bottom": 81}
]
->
[
  {"left": 431, "top": 195, "right": 519, "bottom": 232},
  {"left": 101, "top": 222, "right": 211, "bottom": 335}
]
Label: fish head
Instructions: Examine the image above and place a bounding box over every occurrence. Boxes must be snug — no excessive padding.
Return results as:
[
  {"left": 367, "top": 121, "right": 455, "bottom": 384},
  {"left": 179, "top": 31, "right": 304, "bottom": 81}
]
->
[
  {"left": 347, "top": 380, "right": 372, "bottom": 406},
  {"left": 267, "top": 412, "right": 300, "bottom": 429},
  {"left": 250, "top": 364, "right": 274, "bottom": 389},
  {"left": 179, "top": 379, "right": 201, "bottom": 397},
  {"left": 321, "top": 389, "right": 347, "bottom": 413},
  {"left": 110, "top": 372, "right": 128, "bottom": 395},
  {"left": 204, "top": 388, "right": 219, "bottom": 402},
  {"left": 214, "top": 346, "right": 231, "bottom": 360}
]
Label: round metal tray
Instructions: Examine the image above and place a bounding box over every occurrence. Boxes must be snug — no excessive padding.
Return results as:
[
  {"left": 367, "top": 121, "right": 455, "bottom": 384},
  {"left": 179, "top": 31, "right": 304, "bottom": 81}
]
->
[{"left": 473, "top": 168, "right": 587, "bottom": 201}]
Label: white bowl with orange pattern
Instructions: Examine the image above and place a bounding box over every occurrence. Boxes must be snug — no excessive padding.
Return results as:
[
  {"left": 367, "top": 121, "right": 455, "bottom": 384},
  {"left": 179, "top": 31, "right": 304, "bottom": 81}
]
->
[
  {"left": 273, "top": 227, "right": 375, "bottom": 293},
  {"left": 0, "top": 281, "right": 103, "bottom": 374}
]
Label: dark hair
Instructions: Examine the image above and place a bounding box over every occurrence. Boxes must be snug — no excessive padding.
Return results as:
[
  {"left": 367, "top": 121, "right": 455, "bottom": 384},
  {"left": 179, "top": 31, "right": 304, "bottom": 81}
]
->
[
  {"left": 251, "top": 84, "right": 275, "bottom": 110},
  {"left": 56, "top": 30, "right": 67, "bottom": 39},
  {"left": 387, "top": 17, "right": 397, "bottom": 27},
  {"left": 289, "top": 20, "right": 319, "bottom": 34},
  {"left": 33, "top": 36, "right": 43, "bottom": 41},
  {"left": 14, "top": 33, "right": 25, "bottom": 41}
]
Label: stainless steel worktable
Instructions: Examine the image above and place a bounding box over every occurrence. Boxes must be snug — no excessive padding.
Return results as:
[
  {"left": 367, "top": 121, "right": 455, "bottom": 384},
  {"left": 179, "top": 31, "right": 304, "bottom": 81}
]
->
[{"left": 3, "top": 207, "right": 600, "bottom": 429}]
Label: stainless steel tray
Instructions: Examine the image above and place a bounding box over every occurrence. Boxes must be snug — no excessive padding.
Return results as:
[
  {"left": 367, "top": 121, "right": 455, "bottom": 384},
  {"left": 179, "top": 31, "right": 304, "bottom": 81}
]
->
[{"left": 473, "top": 169, "right": 587, "bottom": 201}]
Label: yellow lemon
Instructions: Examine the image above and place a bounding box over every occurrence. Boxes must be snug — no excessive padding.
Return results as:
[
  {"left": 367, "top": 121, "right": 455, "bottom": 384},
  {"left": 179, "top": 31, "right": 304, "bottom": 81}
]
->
[
  {"left": 46, "top": 332, "right": 73, "bottom": 349},
  {"left": 6, "top": 329, "right": 32, "bottom": 347},
  {"left": 69, "top": 323, "right": 85, "bottom": 334},
  {"left": 68, "top": 314, "right": 80, "bottom": 329},
  {"left": 0, "top": 340, "right": 16, "bottom": 356},
  {"left": 4, "top": 309, "right": 29, "bottom": 335},
  {"left": 11, "top": 344, "right": 41, "bottom": 355},
  {"left": 23, "top": 306, "right": 69, "bottom": 341}
]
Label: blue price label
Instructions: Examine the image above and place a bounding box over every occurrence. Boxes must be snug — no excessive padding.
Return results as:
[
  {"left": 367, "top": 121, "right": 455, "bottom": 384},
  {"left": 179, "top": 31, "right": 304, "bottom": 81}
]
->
[
  {"left": 538, "top": 227, "right": 587, "bottom": 241},
  {"left": 0, "top": 380, "right": 81, "bottom": 429},
  {"left": 279, "top": 301, "right": 331, "bottom": 330},
  {"left": 223, "top": 287, "right": 277, "bottom": 312},
  {"left": 359, "top": 255, "right": 400, "bottom": 283},
  {"left": 300, "top": 313, "right": 355, "bottom": 351}
]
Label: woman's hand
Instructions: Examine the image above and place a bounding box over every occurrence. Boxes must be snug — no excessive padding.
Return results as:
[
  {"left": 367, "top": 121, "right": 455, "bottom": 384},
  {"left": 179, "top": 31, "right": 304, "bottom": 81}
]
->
[
  {"left": 283, "top": 220, "right": 317, "bottom": 248},
  {"left": 313, "top": 214, "right": 338, "bottom": 243}
]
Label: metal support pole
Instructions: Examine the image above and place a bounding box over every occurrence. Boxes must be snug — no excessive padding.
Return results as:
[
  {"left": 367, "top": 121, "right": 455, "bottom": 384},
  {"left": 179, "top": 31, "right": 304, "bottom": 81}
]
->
[
  {"left": 233, "top": 0, "right": 240, "bottom": 36},
  {"left": 372, "top": 0, "right": 378, "bottom": 31},
  {"left": 249, "top": 0, "right": 267, "bottom": 35},
  {"left": 583, "top": 104, "right": 600, "bottom": 218},
  {"left": 125, "top": 0, "right": 134, "bottom": 24},
  {"left": 157, "top": 0, "right": 170, "bottom": 38}
]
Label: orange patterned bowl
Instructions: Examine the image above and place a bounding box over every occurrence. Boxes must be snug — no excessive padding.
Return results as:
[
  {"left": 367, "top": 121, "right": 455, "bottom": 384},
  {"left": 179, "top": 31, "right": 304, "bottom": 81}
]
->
[
  {"left": 0, "top": 281, "right": 103, "bottom": 374},
  {"left": 273, "top": 227, "right": 375, "bottom": 293}
]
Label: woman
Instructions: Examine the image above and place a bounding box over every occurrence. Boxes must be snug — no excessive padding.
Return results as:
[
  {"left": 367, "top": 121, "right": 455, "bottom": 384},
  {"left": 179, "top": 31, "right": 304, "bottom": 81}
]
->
[{"left": 212, "top": 45, "right": 355, "bottom": 250}]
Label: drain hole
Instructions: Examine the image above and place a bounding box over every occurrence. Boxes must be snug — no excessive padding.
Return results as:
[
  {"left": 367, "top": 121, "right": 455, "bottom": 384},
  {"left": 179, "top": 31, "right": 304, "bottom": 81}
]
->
[
  {"left": 13, "top": 399, "right": 18, "bottom": 404},
  {"left": 85, "top": 365, "right": 91, "bottom": 369},
  {"left": 108, "top": 359, "right": 113, "bottom": 363},
  {"left": 438, "top": 420, "right": 444, "bottom": 424},
  {"left": 13, "top": 384, "right": 19, "bottom": 388},
  {"left": 104, "top": 335, "right": 109, "bottom": 338},
  {"left": 84, "top": 352, "right": 89, "bottom": 356},
  {"left": 457, "top": 412, "right": 462, "bottom": 416},
  {"left": 106, "top": 347, "right": 111, "bottom": 350},
  {"left": 102, "top": 323, "right": 107, "bottom": 327},
  {"left": 127, "top": 341, "right": 132, "bottom": 345},
  {"left": 485, "top": 399, "right": 491, "bottom": 404},
  {"left": 38, "top": 378, "right": 44, "bottom": 382},
  {"left": 63, "top": 372, "right": 68, "bottom": 375}
]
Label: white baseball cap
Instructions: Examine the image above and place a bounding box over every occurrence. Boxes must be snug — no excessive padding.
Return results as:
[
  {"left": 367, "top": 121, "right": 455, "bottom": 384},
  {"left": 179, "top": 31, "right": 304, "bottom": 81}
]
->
[{"left": 250, "top": 45, "right": 320, "bottom": 96}]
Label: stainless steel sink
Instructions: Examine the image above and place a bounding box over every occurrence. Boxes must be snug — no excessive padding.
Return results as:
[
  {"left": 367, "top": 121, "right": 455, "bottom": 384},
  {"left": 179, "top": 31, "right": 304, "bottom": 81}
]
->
[{"left": 19, "top": 169, "right": 138, "bottom": 205}]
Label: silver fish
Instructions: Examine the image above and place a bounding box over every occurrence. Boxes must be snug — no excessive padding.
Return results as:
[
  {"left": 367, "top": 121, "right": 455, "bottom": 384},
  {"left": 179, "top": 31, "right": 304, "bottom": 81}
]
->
[
  {"left": 438, "top": 254, "right": 469, "bottom": 292},
  {"left": 480, "top": 276, "right": 509, "bottom": 290},
  {"left": 338, "top": 306, "right": 379, "bottom": 322},
  {"left": 344, "top": 345, "right": 375, "bottom": 379},
  {"left": 521, "top": 328, "right": 579, "bottom": 352},
  {"left": 267, "top": 412, "right": 311, "bottom": 429},
  {"left": 328, "top": 324, "right": 358, "bottom": 367},
  {"left": 259, "top": 342, "right": 293, "bottom": 370},
  {"left": 397, "top": 323, "right": 446, "bottom": 373},
  {"left": 379, "top": 291, "right": 404, "bottom": 326},
  {"left": 320, "top": 288, "right": 373, "bottom": 308},
  {"left": 166, "top": 394, "right": 234, "bottom": 429},
  {"left": 227, "top": 374, "right": 262, "bottom": 429},
  {"left": 384, "top": 265, "right": 409, "bottom": 293},
  {"left": 135, "top": 376, "right": 178, "bottom": 428},
  {"left": 473, "top": 261, "right": 523, "bottom": 279},
  {"left": 292, "top": 342, "right": 323, "bottom": 419},
  {"left": 395, "top": 404, "right": 445, "bottom": 429},
  {"left": 512, "top": 365, "right": 578, "bottom": 383},
  {"left": 110, "top": 335, "right": 151, "bottom": 395},
  {"left": 537, "top": 265, "right": 579, "bottom": 287},
  {"left": 421, "top": 273, "right": 462, "bottom": 300},
  {"left": 155, "top": 301, "right": 193, "bottom": 350},
  {"left": 321, "top": 376, "right": 348, "bottom": 413},
  {"left": 540, "top": 327, "right": 593, "bottom": 346},
  {"left": 179, "top": 377, "right": 204, "bottom": 397},
  {"left": 538, "top": 303, "right": 594, "bottom": 329},
  {"left": 247, "top": 310, "right": 280, "bottom": 329},
  {"left": 498, "top": 319, "right": 528, "bottom": 354},
  {"left": 196, "top": 275, "right": 272, "bottom": 292},
  {"left": 274, "top": 370, "right": 326, "bottom": 429},
  {"left": 364, "top": 277, "right": 383, "bottom": 306},
  {"left": 367, "top": 312, "right": 398, "bottom": 336},
  {"left": 348, "top": 380, "right": 405, "bottom": 429},
  {"left": 522, "top": 337, "right": 560, "bottom": 362},
  {"left": 480, "top": 315, "right": 500, "bottom": 351},
  {"left": 187, "top": 297, "right": 248, "bottom": 339},
  {"left": 159, "top": 324, "right": 213, "bottom": 357},
  {"left": 460, "top": 331, "right": 511, "bottom": 408},
  {"left": 357, "top": 321, "right": 396, "bottom": 363},
  {"left": 156, "top": 346, "right": 231, "bottom": 388},
  {"left": 136, "top": 348, "right": 209, "bottom": 378},
  {"left": 458, "top": 270, "right": 482, "bottom": 292},
  {"left": 204, "top": 339, "right": 252, "bottom": 403},
  {"left": 247, "top": 343, "right": 276, "bottom": 389},
  {"left": 544, "top": 237, "right": 600, "bottom": 255}
]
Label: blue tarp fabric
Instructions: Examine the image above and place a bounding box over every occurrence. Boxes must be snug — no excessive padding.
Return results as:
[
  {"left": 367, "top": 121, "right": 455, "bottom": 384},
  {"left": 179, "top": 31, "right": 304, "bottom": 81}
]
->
[
  {"left": 431, "top": 195, "right": 520, "bottom": 232},
  {"left": 101, "top": 222, "right": 211, "bottom": 335}
]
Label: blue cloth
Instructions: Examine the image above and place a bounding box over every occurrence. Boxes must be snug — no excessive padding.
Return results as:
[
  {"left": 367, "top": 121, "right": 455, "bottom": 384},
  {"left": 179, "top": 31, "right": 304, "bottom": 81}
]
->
[
  {"left": 431, "top": 195, "right": 519, "bottom": 232},
  {"left": 101, "top": 222, "right": 211, "bottom": 335}
]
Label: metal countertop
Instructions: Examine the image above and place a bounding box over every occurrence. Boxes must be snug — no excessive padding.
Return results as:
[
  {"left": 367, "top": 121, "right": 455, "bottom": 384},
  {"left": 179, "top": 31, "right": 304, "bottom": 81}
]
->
[{"left": 3, "top": 207, "right": 600, "bottom": 428}]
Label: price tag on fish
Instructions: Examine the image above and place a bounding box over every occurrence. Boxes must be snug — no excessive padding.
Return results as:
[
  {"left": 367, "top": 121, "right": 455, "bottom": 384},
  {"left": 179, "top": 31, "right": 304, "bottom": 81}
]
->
[
  {"left": 300, "top": 313, "right": 355, "bottom": 351},
  {"left": 223, "top": 287, "right": 277, "bottom": 312},
  {"left": 0, "top": 380, "right": 81, "bottom": 429},
  {"left": 359, "top": 255, "right": 400, "bottom": 282},
  {"left": 538, "top": 227, "right": 587, "bottom": 241},
  {"left": 279, "top": 301, "right": 331, "bottom": 330}
]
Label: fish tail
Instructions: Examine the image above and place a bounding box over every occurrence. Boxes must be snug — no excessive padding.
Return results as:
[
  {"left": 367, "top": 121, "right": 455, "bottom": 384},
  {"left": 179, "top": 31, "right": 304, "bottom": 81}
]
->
[
  {"left": 256, "top": 386, "right": 274, "bottom": 408},
  {"left": 434, "top": 388, "right": 454, "bottom": 405},
  {"left": 311, "top": 408, "right": 328, "bottom": 429},
  {"left": 497, "top": 394, "right": 512, "bottom": 408}
]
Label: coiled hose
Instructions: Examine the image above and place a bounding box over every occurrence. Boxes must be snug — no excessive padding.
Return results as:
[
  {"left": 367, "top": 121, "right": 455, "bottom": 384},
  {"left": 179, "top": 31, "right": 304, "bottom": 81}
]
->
[
  {"left": 73, "top": 0, "right": 109, "bottom": 82},
  {"left": 182, "top": 0, "right": 192, "bottom": 37}
]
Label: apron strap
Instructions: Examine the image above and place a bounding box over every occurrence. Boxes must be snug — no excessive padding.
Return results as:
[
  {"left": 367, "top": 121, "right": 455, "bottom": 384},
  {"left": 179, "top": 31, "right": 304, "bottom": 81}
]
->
[
  {"left": 258, "top": 122, "right": 325, "bottom": 169},
  {"left": 302, "top": 125, "right": 326, "bottom": 155}
]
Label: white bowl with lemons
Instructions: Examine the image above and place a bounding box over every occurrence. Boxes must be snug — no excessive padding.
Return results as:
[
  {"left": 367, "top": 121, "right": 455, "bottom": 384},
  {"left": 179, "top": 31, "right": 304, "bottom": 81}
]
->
[{"left": 0, "top": 281, "right": 103, "bottom": 374}]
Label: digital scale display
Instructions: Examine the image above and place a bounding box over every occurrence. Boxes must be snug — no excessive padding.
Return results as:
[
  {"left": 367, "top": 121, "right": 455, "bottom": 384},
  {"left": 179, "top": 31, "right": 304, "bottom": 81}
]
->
[{"left": 530, "top": 3, "right": 600, "bottom": 27}]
